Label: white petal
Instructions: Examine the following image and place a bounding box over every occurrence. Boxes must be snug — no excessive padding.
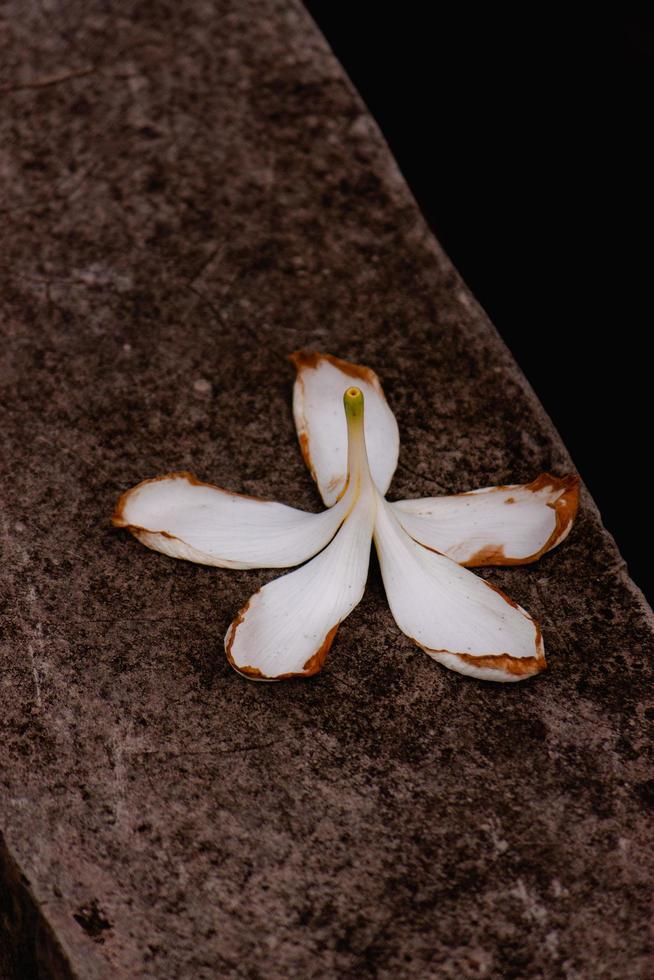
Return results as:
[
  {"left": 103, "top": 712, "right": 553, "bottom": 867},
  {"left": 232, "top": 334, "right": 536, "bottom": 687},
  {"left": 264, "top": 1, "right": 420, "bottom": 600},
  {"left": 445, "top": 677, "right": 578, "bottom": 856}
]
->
[
  {"left": 290, "top": 350, "right": 399, "bottom": 506},
  {"left": 226, "top": 384, "right": 376, "bottom": 680},
  {"left": 374, "top": 494, "right": 545, "bottom": 682},
  {"left": 392, "top": 473, "right": 579, "bottom": 566},
  {"left": 225, "top": 486, "right": 375, "bottom": 679},
  {"left": 112, "top": 471, "right": 349, "bottom": 569}
]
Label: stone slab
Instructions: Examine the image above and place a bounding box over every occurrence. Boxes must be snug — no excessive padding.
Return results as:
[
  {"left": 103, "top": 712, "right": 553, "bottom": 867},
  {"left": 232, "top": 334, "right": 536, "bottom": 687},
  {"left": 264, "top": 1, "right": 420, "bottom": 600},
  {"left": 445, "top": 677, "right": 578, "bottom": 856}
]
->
[{"left": 1, "top": 1, "right": 653, "bottom": 977}]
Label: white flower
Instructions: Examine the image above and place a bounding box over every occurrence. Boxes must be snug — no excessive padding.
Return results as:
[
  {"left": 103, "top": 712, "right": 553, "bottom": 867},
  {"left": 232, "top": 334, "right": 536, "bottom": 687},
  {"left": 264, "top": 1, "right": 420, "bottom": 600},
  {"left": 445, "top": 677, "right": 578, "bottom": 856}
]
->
[{"left": 112, "top": 352, "right": 578, "bottom": 683}]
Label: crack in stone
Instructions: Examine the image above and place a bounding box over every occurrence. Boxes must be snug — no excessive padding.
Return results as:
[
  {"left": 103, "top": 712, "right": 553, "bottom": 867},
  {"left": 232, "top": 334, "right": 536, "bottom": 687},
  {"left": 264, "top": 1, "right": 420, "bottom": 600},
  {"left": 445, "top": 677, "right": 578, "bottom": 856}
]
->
[{"left": 0, "top": 66, "right": 95, "bottom": 94}]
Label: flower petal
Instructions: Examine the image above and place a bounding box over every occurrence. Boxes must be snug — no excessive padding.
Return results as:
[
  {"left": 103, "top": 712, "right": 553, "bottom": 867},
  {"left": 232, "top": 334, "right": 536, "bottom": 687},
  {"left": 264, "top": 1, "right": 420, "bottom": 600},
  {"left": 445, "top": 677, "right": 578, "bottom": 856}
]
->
[
  {"left": 374, "top": 494, "right": 545, "bottom": 682},
  {"left": 112, "top": 471, "right": 349, "bottom": 569},
  {"left": 290, "top": 350, "right": 399, "bottom": 506},
  {"left": 225, "top": 486, "right": 375, "bottom": 679},
  {"left": 226, "top": 384, "right": 376, "bottom": 680},
  {"left": 392, "top": 473, "right": 579, "bottom": 566}
]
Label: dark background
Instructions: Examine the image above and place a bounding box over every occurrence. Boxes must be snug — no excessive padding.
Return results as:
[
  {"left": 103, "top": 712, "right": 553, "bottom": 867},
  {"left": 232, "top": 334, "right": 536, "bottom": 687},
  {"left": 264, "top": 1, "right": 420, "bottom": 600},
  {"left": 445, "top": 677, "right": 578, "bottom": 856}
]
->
[{"left": 305, "top": 5, "right": 652, "bottom": 604}]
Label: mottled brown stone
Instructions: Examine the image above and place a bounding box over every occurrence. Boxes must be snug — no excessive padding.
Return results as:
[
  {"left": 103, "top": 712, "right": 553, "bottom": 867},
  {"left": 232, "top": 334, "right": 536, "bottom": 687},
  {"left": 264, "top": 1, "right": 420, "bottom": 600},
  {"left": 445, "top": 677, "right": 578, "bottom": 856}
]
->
[{"left": 1, "top": 1, "right": 653, "bottom": 978}]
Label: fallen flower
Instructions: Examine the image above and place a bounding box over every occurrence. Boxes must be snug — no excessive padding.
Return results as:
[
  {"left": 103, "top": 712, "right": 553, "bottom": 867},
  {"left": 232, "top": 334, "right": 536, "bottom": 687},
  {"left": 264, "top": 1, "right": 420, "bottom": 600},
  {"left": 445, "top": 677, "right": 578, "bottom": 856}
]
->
[{"left": 112, "top": 352, "right": 579, "bottom": 683}]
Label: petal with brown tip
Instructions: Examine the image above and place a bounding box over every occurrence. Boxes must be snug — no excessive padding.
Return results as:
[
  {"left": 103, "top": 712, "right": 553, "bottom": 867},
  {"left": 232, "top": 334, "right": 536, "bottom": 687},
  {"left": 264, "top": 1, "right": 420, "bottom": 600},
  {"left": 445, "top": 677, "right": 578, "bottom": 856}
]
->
[
  {"left": 225, "top": 479, "right": 376, "bottom": 680},
  {"left": 392, "top": 473, "right": 579, "bottom": 566},
  {"left": 374, "top": 494, "right": 546, "bottom": 682},
  {"left": 112, "top": 471, "right": 350, "bottom": 570},
  {"left": 290, "top": 350, "right": 399, "bottom": 506}
]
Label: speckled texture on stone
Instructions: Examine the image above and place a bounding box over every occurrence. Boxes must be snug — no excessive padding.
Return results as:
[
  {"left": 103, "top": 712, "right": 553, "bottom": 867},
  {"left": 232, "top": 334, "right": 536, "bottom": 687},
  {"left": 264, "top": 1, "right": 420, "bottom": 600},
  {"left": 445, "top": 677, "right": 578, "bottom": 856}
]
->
[{"left": 0, "top": 2, "right": 653, "bottom": 978}]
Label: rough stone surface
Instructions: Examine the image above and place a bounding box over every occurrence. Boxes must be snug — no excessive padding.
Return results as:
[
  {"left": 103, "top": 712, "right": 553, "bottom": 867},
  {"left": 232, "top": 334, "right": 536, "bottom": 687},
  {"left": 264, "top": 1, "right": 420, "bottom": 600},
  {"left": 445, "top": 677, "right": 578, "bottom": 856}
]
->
[{"left": 1, "top": 2, "right": 653, "bottom": 978}]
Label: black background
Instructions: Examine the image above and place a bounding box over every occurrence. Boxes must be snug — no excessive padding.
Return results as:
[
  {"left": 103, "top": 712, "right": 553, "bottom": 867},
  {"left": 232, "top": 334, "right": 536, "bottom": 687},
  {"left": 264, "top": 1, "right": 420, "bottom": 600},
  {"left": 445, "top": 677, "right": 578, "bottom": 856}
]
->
[{"left": 305, "top": 5, "right": 652, "bottom": 603}]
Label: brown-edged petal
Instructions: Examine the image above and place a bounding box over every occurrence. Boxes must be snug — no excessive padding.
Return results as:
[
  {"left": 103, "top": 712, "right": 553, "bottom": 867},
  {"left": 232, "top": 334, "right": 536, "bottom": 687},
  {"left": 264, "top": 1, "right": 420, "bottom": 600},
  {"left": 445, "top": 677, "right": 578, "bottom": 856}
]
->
[
  {"left": 392, "top": 474, "right": 579, "bottom": 566},
  {"left": 112, "top": 471, "right": 350, "bottom": 569},
  {"left": 374, "top": 493, "right": 546, "bottom": 682},
  {"left": 290, "top": 350, "right": 399, "bottom": 506}
]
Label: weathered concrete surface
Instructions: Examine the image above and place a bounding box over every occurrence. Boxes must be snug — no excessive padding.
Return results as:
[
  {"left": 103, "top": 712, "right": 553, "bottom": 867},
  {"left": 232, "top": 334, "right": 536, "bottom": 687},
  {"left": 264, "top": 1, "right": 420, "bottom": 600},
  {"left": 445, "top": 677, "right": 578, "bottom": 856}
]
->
[{"left": 1, "top": 1, "right": 653, "bottom": 977}]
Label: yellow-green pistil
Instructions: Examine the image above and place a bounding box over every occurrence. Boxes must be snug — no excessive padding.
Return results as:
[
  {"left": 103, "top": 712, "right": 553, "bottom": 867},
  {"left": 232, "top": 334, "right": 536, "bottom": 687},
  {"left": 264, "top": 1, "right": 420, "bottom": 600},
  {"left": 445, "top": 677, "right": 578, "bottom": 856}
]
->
[{"left": 343, "top": 385, "right": 364, "bottom": 421}]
